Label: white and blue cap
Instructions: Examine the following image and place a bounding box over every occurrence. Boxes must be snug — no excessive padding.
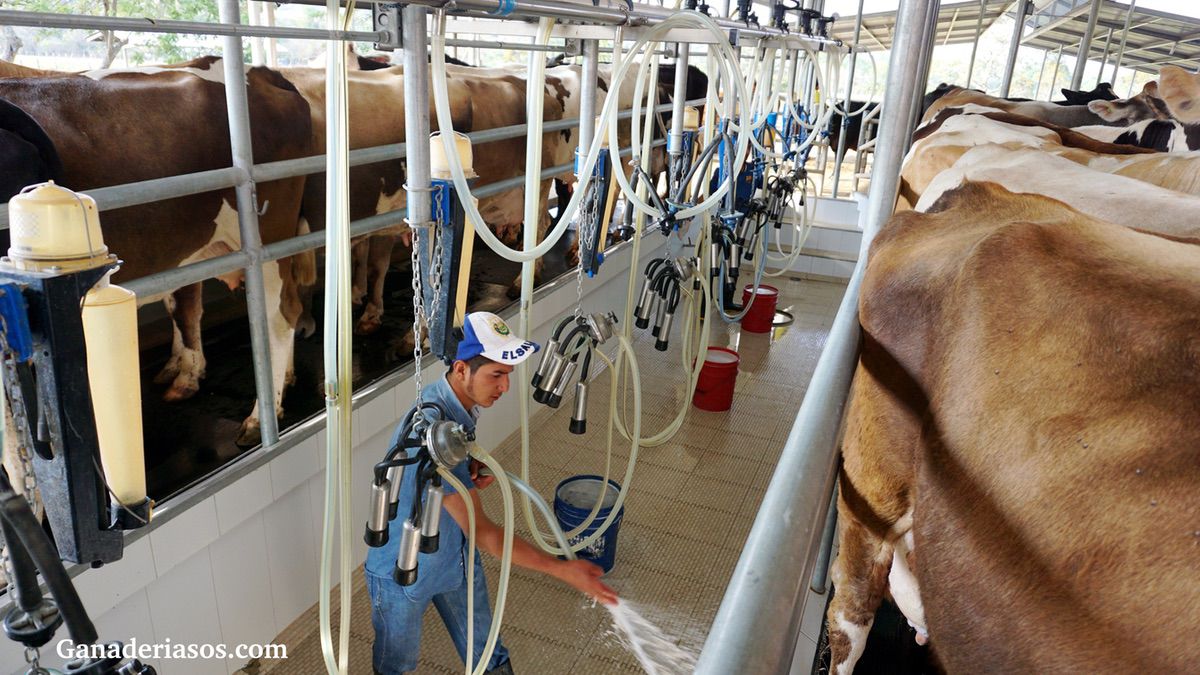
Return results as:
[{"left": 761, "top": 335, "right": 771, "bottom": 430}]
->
[{"left": 455, "top": 312, "right": 540, "bottom": 365}]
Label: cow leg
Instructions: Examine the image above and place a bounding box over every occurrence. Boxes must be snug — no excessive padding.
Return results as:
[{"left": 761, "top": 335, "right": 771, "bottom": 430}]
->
[
  {"left": 351, "top": 238, "right": 370, "bottom": 306},
  {"left": 155, "top": 284, "right": 206, "bottom": 402},
  {"left": 236, "top": 261, "right": 295, "bottom": 447},
  {"left": 356, "top": 233, "right": 396, "bottom": 335},
  {"left": 827, "top": 500, "right": 892, "bottom": 675}
]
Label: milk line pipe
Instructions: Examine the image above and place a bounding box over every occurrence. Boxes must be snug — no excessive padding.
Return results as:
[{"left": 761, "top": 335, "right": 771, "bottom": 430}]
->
[
  {"left": 218, "top": 0, "right": 279, "bottom": 446},
  {"left": 316, "top": 1, "right": 355, "bottom": 672},
  {"left": 0, "top": 8, "right": 385, "bottom": 42}
]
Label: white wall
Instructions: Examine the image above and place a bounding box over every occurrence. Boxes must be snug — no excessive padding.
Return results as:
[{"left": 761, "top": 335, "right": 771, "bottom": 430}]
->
[{"left": 0, "top": 236, "right": 669, "bottom": 675}]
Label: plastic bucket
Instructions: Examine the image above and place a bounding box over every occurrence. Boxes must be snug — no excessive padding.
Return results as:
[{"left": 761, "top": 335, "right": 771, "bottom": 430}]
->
[
  {"left": 741, "top": 284, "right": 780, "bottom": 333},
  {"left": 691, "top": 346, "right": 740, "bottom": 412},
  {"left": 553, "top": 475, "right": 625, "bottom": 573}
]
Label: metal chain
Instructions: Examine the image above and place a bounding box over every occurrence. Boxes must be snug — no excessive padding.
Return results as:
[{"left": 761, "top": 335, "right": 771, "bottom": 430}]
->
[
  {"left": 0, "top": 324, "right": 39, "bottom": 599},
  {"left": 409, "top": 186, "right": 447, "bottom": 413},
  {"left": 25, "top": 645, "right": 49, "bottom": 675}
]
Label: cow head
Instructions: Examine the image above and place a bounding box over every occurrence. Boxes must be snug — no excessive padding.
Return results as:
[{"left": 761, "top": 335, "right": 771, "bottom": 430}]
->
[
  {"left": 1158, "top": 65, "right": 1200, "bottom": 124},
  {"left": 1087, "top": 82, "right": 1173, "bottom": 125},
  {"left": 1059, "top": 82, "right": 1118, "bottom": 105}
]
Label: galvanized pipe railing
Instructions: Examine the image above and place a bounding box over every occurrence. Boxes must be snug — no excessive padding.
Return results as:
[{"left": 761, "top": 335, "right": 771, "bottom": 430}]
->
[
  {"left": 694, "top": 1, "right": 940, "bottom": 672},
  {"left": 0, "top": 8, "right": 383, "bottom": 42},
  {"left": 219, "top": 0, "right": 280, "bottom": 445}
]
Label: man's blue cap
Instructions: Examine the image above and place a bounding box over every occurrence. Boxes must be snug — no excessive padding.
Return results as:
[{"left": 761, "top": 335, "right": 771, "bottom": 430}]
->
[{"left": 455, "top": 311, "right": 540, "bottom": 365}]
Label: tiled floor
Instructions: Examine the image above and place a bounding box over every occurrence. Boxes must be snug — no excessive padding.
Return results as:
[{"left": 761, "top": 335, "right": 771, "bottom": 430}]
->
[{"left": 242, "top": 276, "right": 847, "bottom": 675}]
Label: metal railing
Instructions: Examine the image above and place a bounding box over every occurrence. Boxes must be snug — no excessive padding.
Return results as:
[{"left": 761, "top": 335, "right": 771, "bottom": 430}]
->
[{"left": 694, "top": 0, "right": 939, "bottom": 672}]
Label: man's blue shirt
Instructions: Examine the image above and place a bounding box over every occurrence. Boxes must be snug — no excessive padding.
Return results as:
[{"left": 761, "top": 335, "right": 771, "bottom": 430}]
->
[{"left": 364, "top": 375, "right": 477, "bottom": 598}]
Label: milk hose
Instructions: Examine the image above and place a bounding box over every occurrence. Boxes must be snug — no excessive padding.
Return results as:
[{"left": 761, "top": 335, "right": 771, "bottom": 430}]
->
[
  {"left": 524, "top": 335, "right": 642, "bottom": 553},
  {"left": 609, "top": 11, "right": 753, "bottom": 222},
  {"left": 764, "top": 173, "right": 818, "bottom": 276},
  {"left": 438, "top": 445, "right": 515, "bottom": 675},
  {"left": 430, "top": 14, "right": 676, "bottom": 262},
  {"left": 611, "top": 268, "right": 711, "bottom": 446},
  {"left": 318, "top": 1, "right": 354, "bottom": 672}
]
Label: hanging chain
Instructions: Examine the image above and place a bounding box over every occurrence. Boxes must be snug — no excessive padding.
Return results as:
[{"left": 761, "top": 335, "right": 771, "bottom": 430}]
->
[
  {"left": 409, "top": 185, "right": 447, "bottom": 413},
  {"left": 24, "top": 645, "right": 49, "bottom": 675},
  {"left": 0, "top": 313, "right": 39, "bottom": 599}
]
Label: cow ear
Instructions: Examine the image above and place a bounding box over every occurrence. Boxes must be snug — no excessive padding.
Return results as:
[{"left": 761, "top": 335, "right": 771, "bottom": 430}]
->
[
  {"left": 1143, "top": 80, "right": 1159, "bottom": 97},
  {"left": 1088, "top": 99, "right": 1117, "bottom": 120}
]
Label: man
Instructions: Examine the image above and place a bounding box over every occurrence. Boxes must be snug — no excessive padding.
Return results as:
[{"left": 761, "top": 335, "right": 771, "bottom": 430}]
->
[{"left": 365, "top": 311, "right": 618, "bottom": 675}]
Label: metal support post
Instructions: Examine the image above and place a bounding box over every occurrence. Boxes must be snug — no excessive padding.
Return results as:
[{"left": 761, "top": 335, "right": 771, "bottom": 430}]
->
[
  {"left": 1048, "top": 43, "right": 1065, "bottom": 98},
  {"left": 909, "top": 0, "right": 940, "bottom": 130},
  {"left": 999, "top": 0, "right": 1027, "bottom": 97},
  {"left": 403, "top": 4, "right": 433, "bottom": 314},
  {"left": 218, "top": 0, "right": 279, "bottom": 446},
  {"left": 1071, "top": 0, "right": 1101, "bottom": 90},
  {"left": 1095, "top": 27, "right": 1114, "bottom": 86},
  {"left": 693, "top": 4, "right": 940, "bottom": 674},
  {"left": 578, "top": 40, "right": 600, "bottom": 156},
  {"left": 1034, "top": 46, "right": 1050, "bottom": 99},
  {"left": 1109, "top": 0, "right": 1136, "bottom": 83},
  {"left": 965, "top": 0, "right": 987, "bottom": 87},
  {"left": 831, "top": 0, "right": 866, "bottom": 198}
]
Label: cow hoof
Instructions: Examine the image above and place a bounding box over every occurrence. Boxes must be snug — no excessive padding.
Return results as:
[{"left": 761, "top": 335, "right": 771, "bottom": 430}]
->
[
  {"left": 296, "top": 313, "right": 317, "bottom": 339},
  {"left": 235, "top": 418, "right": 262, "bottom": 448},
  {"left": 355, "top": 317, "right": 382, "bottom": 336},
  {"left": 153, "top": 362, "right": 180, "bottom": 385},
  {"left": 162, "top": 381, "right": 199, "bottom": 402}
]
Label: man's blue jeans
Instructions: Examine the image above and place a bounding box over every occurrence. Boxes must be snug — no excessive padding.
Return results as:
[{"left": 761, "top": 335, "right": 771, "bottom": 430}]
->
[{"left": 366, "top": 552, "right": 510, "bottom": 675}]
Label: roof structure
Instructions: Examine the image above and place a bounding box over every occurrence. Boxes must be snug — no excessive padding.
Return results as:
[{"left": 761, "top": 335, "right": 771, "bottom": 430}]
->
[
  {"left": 828, "top": 0, "right": 1014, "bottom": 52},
  {"left": 1022, "top": 0, "right": 1200, "bottom": 74}
]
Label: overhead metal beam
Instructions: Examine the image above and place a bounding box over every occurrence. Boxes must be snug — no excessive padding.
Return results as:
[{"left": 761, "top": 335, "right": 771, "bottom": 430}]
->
[
  {"left": 1108, "top": 0, "right": 1136, "bottom": 82},
  {"left": 1021, "top": 0, "right": 1090, "bottom": 44}
]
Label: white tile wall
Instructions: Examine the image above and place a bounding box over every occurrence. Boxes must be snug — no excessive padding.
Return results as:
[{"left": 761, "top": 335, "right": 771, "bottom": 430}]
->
[
  {"left": 215, "top": 465, "right": 272, "bottom": 535},
  {"left": 145, "top": 548, "right": 227, "bottom": 675},
  {"left": 208, "top": 513, "right": 278, "bottom": 673},
  {"left": 150, "top": 497, "right": 220, "bottom": 578},
  {"left": 269, "top": 431, "right": 321, "bottom": 499},
  {"left": 352, "top": 387, "right": 396, "bottom": 447},
  {"left": 262, "top": 483, "right": 319, "bottom": 631},
  {"left": 73, "top": 535, "right": 156, "bottom": 618}
]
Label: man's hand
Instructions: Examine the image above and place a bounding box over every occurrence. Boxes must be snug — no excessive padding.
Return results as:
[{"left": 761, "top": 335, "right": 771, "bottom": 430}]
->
[
  {"left": 555, "top": 559, "right": 619, "bottom": 606},
  {"left": 468, "top": 459, "right": 495, "bottom": 490}
]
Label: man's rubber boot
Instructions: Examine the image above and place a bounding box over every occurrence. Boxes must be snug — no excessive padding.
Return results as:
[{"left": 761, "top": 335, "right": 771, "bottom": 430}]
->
[{"left": 485, "top": 659, "right": 515, "bottom": 675}]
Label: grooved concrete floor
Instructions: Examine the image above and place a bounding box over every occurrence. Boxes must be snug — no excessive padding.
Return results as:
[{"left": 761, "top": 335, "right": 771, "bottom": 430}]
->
[{"left": 241, "top": 276, "right": 846, "bottom": 675}]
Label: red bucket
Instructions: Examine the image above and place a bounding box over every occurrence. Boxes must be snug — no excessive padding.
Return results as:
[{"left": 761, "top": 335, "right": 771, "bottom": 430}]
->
[
  {"left": 692, "top": 347, "right": 740, "bottom": 412},
  {"left": 741, "top": 284, "right": 779, "bottom": 333}
]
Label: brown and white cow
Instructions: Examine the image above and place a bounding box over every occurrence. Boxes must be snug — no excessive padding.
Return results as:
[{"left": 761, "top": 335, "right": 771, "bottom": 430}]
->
[
  {"left": 829, "top": 180, "right": 1200, "bottom": 673},
  {"left": 0, "top": 66, "right": 314, "bottom": 445},
  {"left": 1151, "top": 66, "right": 1200, "bottom": 125},
  {"left": 922, "top": 86, "right": 1112, "bottom": 128}
]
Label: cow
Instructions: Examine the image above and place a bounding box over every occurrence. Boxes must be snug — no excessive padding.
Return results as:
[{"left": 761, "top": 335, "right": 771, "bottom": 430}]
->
[
  {"left": 0, "top": 59, "right": 74, "bottom": 78},
  {"left": 0, "top": 67, "right": 314, "bottom": 446},
  {"left": 0, "top": 97, "right": 62, "bottom": 199},
  {"left": 916, "top": 144, "right": 1200, "bottom": 237},
  {"left": 278, "top": 59, "right": 582, "bottom": 338},
  {"left": 1056, "top": 82, "right": 1117, "bottom": 105},
  {"left": 825, "top": 100, "right": 879, "bottom": 154},
  {"left": 898, "top": 107, "right": 1155, "bottom": 209},
  {"left": 1158, "top": 65, "right": 1200, "bottom": 124},
  {"left": 828, "top": 180, "right": 1200, "bottom": 674},
  {"left": 922, "top": 85, "right": 1111, "bottom": 128},
  {"left": 1085, "top": 81, "right": 1172, "bottom": 125}
]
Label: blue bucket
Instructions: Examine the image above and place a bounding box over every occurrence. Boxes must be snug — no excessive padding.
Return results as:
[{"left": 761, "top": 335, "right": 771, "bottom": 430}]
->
[{"left": 553, "top": 475, "right": 624, "bottom": 573}]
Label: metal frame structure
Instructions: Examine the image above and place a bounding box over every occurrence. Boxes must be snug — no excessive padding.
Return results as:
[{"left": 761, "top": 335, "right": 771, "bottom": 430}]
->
[{"left": 0, "top": 0, "right": 973, "bottom": 670}]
